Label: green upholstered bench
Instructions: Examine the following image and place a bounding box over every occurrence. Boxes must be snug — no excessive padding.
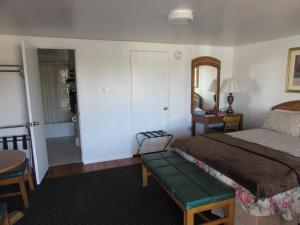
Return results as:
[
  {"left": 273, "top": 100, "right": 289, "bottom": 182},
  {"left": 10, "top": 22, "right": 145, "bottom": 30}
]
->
[
  {"left": 141, "top": 151, "right": 235, "bottom": 225},
  {"left": 0, "top": 203, "right": 9, "bottom": 225}
]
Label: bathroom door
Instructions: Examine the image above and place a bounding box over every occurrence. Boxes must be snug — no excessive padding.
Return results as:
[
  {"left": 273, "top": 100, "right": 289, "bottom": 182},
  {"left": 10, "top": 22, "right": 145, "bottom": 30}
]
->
[
  {"left": 131, "top": 50, "right": 169, "bottom": 153},
  {"left": 22, "top": 40, "right": 49, "bottom": 184}
]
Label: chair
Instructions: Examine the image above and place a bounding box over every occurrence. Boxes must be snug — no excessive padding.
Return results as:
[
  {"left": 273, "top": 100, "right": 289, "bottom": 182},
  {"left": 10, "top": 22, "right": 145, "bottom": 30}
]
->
[
  {"left": 0, "top": 160, "right": 34, "bottom": 208},
  {"left": 0, "top": 203, "right": 10, "bottom": 225},
  {"left": 223, "top": 115, "right": 241, "bottom": 132}
]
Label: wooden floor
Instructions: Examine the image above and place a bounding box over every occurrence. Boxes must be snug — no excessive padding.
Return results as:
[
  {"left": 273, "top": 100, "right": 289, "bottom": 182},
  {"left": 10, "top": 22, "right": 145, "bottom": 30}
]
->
[{"left": 46, "top": 157, "right": 141, "bottom": 178}]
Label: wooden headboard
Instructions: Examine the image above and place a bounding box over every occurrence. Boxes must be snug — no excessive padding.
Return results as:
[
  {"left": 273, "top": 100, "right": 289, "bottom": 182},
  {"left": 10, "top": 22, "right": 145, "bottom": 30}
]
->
[{"left": 272, "top": 100, "right": 300, "bottom": 111}]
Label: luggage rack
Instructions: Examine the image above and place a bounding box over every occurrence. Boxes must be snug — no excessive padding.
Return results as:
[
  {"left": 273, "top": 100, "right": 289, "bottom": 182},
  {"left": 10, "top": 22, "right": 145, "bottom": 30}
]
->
[{"left": 135, "top": 130, "right": 173, "bottom": 155}]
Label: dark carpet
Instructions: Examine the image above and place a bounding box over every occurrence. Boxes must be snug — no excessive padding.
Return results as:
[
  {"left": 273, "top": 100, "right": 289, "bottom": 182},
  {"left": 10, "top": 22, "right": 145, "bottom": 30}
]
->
[
  {"left": 5, "top": 165, "right": 187, "bottom": 225},
  {"left": 3, "top": 165, "right": 214, "bottom": 225}
]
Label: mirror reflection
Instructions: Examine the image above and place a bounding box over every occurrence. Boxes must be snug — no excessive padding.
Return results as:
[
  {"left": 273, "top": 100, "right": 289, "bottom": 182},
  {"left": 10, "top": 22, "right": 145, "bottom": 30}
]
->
[{"left": 193, "top": 66, "right": 218, "bottom": 112}]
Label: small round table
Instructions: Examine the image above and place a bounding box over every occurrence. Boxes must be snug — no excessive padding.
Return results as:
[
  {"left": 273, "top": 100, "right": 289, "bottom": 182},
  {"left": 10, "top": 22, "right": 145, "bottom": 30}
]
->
[
  {"left": 0, "top": 150, "right": 26, "bottom": 224},
  {"left": 0, "top": 150, "right": 26, "bottom": 173}
]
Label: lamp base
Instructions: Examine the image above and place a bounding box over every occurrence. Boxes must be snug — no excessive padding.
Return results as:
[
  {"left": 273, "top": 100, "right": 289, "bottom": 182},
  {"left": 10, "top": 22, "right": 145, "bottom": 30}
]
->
[
  {"left": 213, "top": 94, "right": 217, "bottom": 111},
  {"left": 227, "top": 93, "right": 234, "bottom": 114}
]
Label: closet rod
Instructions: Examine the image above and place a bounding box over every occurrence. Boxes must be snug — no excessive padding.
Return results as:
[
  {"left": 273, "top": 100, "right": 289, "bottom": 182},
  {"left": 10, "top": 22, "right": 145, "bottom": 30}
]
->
[
  {"left": 0, "top": 65, "right": 22, "bottom": 67},
  {"left": 0, "top": 65, "right": 24, "bottom": 78},
  {"left": 39, "top": 62, "right": 71, "bottom": 65},
  {"left": 0, "top": 70, "right": 22, "bottom": 72},
  {"left": 0, "top": 123, "right": 29, "bottom": 130}
]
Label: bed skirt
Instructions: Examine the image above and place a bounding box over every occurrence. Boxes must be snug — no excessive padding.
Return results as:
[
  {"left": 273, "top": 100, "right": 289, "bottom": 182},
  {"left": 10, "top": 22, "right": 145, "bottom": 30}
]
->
[
  {"left": 234, "top": 203, "right": 299, "bottom": 225},
  {"left": 173, "top": 148, "right": 300, "bottom": 222}
]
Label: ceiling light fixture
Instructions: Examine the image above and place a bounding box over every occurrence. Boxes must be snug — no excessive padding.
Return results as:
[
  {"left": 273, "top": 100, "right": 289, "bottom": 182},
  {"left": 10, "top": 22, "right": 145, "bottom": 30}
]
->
[{"left": 168, "top": 9, "right": 193, "bottom": 24}]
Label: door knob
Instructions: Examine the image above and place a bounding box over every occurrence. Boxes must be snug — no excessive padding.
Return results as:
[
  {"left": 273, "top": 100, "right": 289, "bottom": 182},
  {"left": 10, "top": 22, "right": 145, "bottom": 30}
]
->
[{"left": 163, "top": 107, "right": 169, "bottom": 110}]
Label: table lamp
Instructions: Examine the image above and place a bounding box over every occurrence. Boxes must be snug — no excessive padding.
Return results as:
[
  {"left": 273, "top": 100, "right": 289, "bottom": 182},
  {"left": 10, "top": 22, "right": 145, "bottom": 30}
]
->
[
  {"left": 221, "top": 78, "right": 240, "bottom": 114},
  {"left": 208, "top": 79, "right": 217, "bottom": 110}
]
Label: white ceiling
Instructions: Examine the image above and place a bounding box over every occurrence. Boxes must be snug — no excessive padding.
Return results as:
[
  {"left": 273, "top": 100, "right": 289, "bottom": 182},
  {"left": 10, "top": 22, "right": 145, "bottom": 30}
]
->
[{"left": 0, "top": 0, "right": 300, "bottom": 46}]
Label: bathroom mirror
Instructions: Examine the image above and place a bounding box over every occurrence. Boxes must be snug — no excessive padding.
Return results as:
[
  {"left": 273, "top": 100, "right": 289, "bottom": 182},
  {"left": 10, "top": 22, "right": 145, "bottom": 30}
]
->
[{"left": 191, "top": 56, "right": 221, "bottom": 113}]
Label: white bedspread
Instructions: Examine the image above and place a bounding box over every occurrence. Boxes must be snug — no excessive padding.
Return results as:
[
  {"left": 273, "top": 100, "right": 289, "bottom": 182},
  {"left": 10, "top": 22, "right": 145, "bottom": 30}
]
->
[{"left": 227, "top": 128, "right": 300, "bottom": 157}]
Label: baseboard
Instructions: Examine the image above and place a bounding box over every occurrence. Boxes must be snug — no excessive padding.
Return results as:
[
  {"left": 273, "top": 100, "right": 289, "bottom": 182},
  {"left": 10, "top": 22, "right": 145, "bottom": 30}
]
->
[{"left": 82, "top": 153, "right": 133, "bottom": 165}]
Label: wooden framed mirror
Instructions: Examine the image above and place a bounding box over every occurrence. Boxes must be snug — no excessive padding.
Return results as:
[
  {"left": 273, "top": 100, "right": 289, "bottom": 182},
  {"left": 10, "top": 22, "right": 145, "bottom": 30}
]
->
[{"left": 191, "top": 56, "right": 221, "bottom": 113}]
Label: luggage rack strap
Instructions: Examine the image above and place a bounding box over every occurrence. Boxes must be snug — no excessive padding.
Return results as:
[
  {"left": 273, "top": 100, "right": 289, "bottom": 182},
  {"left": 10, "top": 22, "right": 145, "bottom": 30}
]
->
[{"left": 135, "top": 130, "right": 174, "bottom": 154}]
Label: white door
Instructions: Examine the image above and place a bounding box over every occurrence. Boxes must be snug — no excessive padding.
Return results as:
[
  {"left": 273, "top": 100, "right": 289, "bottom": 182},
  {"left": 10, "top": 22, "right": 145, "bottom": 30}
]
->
[
  {"left": 22, "top": 41, "right": 49, "bottom": 184},
  {"left": 131, "top": 51, "right": 169, "bottom": 153}
]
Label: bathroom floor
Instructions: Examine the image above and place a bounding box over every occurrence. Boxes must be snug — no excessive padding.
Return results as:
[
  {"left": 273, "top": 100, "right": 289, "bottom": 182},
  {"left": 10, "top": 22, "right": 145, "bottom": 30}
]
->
[{"left": 46, "top": 136, "right": 82, "bottom": 167}]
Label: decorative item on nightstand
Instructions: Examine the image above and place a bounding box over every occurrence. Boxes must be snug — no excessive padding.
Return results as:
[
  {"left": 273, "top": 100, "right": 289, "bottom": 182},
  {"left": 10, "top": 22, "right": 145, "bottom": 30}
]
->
[
  {"left": 221, "top": 78, "right": 240, "bottom": 114},
  {"left": 208, "top": 79, "right": 217, "bottom": 111}
]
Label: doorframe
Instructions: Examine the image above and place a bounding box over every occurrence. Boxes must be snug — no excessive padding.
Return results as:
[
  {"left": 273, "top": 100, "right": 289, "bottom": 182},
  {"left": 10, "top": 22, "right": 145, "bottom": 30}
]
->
[
  {"left": 36, "top": 47, "right": 84, "bottom": 163},
  {"left": 129, "top": 50, "right": 170, "bottom": 155},
  {"left": 74, "top": 49, "right": 84, "bottom": 162}
]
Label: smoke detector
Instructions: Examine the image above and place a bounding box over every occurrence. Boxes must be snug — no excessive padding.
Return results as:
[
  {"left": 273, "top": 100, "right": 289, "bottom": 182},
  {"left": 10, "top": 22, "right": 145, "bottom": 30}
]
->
[{"left": 168, "top": 9, "right": 193, "bottom": 24}]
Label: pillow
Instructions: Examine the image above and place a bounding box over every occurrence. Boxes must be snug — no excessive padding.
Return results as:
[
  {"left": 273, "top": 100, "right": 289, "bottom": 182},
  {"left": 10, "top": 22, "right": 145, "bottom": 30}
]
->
[{"left": 262, "top": 109, "right": 300, "bottom": 137}]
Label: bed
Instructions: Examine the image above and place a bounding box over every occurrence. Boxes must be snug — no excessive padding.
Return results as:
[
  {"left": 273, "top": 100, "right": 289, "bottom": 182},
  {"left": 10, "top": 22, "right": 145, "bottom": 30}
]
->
[{"left": 171, "top": 101, "right": 300, "bottom": 225}]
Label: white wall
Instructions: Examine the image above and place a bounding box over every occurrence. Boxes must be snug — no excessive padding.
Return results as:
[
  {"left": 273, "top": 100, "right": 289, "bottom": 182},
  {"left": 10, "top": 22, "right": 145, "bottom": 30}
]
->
[
  {"left": 233, "top": 35, "right": 300, "bottom": 129},
  {"left": 0, "top": 34, "right": 234, "bottom": 164}
]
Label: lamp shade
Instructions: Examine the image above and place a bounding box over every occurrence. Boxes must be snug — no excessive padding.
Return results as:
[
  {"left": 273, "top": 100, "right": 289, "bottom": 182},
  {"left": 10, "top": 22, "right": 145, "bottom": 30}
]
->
[
  {"left": 221, "top": 78, "right": 240, "bottom": 93},
  {"left": 208, "top": 79, "right": 217, "bottom": 92}
]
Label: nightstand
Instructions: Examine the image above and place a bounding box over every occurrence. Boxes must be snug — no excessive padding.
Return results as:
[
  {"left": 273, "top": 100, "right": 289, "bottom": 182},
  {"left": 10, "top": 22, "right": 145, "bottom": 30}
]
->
[{"left": 191, "top": 113, "right": 243, "bottom": 136}]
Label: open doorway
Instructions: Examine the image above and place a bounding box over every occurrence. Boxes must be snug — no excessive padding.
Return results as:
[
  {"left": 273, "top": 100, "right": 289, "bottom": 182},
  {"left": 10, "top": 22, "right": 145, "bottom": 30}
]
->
[{"left": 37, "top": 49, "right": 81, "bottom": 167}]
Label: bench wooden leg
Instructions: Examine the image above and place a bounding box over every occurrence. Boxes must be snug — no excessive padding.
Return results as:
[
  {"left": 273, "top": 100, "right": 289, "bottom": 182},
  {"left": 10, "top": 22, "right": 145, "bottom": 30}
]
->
[
  {"left": 184, "top": 209, "right": 194, "bottom": 225},
  {"left": 225, "top": 198, "right": 235, "bottom": 225},
  {"left": 18, "top": 177, "right": 29, "bottom": 208},
  {"left": 142, "top": 165, "right": 148, "bottom": 187},
  {"left": 183, "top": 199, "right": 235, "bottom": 225},
  {"left": 3, "top": 210, "right": 11, "bottom": 225}
]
